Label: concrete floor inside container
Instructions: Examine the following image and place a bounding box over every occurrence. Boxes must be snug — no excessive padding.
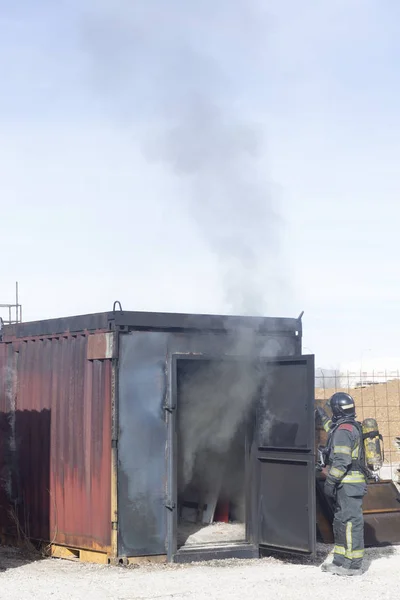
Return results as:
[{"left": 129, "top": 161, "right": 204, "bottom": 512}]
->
[{"left": 176, "top": 359, "right": 256, "bottom": 550}]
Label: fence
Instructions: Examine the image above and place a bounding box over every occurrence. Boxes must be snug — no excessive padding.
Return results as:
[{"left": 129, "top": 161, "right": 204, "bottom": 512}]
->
[{"left": 315, "top": 371, "right": 400, "bottom": 482}]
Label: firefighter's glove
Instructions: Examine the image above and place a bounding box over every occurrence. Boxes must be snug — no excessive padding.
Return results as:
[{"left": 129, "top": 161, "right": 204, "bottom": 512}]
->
[{"left": 324, "top": 479, "right": 337, "bottom": 500}]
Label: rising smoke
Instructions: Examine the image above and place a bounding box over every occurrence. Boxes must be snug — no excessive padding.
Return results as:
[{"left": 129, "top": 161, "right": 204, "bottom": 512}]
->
[
  {"left": 177, "top": 359, "right": 275, "bottom": 521},
  {"left": 80, "top": 1, "right": 290, "bottom": 517},
  {"left": 80, "top": 0, "right": 286, "bottom": 315},
  {"left": 178, "top": 360, "right": 265, "bottom": 488},
  {"left": 148, "top": 99, "right": 283, "bottom": 315}
]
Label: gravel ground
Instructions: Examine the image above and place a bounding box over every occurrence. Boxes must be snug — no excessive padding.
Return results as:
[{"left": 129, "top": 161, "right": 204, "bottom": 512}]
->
[{"left": 1, "top": 544, "right": 399, "bottom": 600}]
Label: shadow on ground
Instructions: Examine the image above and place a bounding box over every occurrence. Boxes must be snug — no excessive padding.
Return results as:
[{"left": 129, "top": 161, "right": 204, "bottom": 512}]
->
[
  {"left": 177, "top": 523, "right": 205, "bottom": 547},
  {"left": 361, "top": 545, "right": 397, "bottom": 573},
  {"left": 0, "top": 545, "right": 43, "bottom": 573},
  {"left": 260, "top": 542, "right": 333, "bottom": 567},
  {"left": 259, "top": 542, "right": 399, "bottom": 573}
]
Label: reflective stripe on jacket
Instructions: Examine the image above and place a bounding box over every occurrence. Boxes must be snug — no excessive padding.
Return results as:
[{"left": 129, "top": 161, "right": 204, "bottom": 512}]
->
[{"left": 327, "top": 422, "right": 366, "bottom": 486}]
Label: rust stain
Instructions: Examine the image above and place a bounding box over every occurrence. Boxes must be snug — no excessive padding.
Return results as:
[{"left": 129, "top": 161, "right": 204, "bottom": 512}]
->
[
  {"left": 87, "top": 332, "right": 115, "bottom": 360},
  {"left": 0, "top": 333, "right": 111, "bottom": 552}
]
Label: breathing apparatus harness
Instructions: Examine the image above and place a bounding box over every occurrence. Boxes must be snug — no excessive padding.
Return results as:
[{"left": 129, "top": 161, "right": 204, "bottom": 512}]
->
[{"left": 319, "top": 417, "right": 378, "bottom": 482}]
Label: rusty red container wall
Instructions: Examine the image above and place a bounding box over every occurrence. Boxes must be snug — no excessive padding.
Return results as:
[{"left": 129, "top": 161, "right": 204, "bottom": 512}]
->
[
  {"left": 0, "top": 343, "right": 13, "bottom": 537},
  {"left": 0, "top": 334, "right": 111, "bottom": 552}
]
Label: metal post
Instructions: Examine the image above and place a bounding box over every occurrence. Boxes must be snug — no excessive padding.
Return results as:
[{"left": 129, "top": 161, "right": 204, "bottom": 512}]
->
[{"left": 16, "top": 282, "right": 19, "bottom": 322}]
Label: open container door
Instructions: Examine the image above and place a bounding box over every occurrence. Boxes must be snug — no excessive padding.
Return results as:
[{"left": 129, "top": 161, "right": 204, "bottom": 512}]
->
[
  {"left": 167, "top": 352, "right": 315, "bottom": 562},
  {"left": 250, "top": 355, "right": 316, "bottom": 557}
]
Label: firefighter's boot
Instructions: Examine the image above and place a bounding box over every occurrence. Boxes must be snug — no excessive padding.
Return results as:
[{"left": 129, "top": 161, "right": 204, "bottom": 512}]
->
[{"left": 321, "top": 563, "right": 362, "bottom": 577}]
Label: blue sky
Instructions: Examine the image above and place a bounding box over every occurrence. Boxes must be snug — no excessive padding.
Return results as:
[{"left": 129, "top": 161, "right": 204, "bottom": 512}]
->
[{"left": 1, "top": 0, "right": 399, "bottom": 367}]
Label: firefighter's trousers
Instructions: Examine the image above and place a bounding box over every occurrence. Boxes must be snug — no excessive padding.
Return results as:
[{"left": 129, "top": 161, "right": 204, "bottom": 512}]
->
[{"left": 332, "top": 485, "right": 365, "bottom": 569}]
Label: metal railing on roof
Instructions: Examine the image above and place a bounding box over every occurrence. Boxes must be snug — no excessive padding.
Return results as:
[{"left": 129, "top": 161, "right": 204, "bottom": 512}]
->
[{"left": 0, "top": 282, "right": 22, "bottom": 325}]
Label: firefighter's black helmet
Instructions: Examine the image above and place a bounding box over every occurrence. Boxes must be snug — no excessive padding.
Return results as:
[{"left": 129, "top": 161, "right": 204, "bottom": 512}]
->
[{"left": 329, "top": 392, "right": 356, "bottom": 420}]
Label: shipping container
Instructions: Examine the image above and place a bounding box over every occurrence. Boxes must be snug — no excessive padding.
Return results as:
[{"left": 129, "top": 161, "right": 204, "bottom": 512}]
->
[{"left": 0, "top": 309, "right": 315, "bottom": 564}]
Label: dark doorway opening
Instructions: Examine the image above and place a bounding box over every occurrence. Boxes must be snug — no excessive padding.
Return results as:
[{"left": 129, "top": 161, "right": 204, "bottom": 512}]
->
[{"left": 176, "top": 358, "right": 259, "bottom": 550}]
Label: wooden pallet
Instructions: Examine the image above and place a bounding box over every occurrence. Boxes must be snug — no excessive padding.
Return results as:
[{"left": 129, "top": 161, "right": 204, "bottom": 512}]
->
[
  {"left": 48, "top": 544, "right": 168, "bottom": 566},
  {"left": 49, "top": 544, "right": 109, "bottom": 564}
]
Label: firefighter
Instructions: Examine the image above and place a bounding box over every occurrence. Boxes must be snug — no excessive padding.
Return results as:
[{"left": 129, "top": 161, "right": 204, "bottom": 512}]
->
[{"left": 316, "top": 392, "right": 367, "bottom": 576}]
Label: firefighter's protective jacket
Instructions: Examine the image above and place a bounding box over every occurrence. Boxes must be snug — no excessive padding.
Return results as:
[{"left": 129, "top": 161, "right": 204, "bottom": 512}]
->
[{"left": 326, "top": 422, "right": 367, "bottom": 493}]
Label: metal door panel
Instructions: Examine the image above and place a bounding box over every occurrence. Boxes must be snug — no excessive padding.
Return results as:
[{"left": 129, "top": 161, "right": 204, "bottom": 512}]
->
[
  {"left": 257, "top": 457, "right": 315, "bottom": 553},
  {"left": 254, "top": 356, "right": 316, "bottom": 556}
]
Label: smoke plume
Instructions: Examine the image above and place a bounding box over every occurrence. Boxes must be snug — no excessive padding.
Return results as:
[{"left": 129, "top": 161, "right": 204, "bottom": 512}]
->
[
  {"left": 177, "top": 359, "right": 275, "bottom": 522},
  {"left": 80, "top": 0, "right": 285, "bottom": 315},
  {"left": 178, "top": 361, "right": 263, "bottom": 488}
]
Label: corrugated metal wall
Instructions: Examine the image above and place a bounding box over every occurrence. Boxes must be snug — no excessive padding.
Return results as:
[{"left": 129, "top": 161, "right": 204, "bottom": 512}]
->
[
  {"left": 0, "top": 334, "right": 112, "bottom": 552},
  {"left": 0, "top": 342, "right": 13, "bottom": 537}
]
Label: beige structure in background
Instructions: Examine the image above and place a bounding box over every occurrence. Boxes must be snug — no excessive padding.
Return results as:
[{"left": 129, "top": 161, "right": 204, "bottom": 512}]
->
[{"left": 315, "top": 376, "right": 400, "bottom": 482}]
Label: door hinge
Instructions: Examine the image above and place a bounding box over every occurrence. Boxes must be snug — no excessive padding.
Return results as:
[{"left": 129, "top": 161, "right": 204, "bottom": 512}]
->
[
  {"left": 163, "top": 404, "right": 176, "bottom": 414},
  {"left": 112, "top": 521, "right": 118, "bottom": 530},
  {"left": 112, "top": 439, "right": 118, "bottom": 449},
  {"left": 165, "top": 501, "right": 176, "bottom": 511}
]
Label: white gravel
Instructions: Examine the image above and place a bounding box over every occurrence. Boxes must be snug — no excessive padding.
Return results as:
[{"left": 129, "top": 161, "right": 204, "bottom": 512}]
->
[
  {"left": 178, "top": 522, "right": 245, "bottom": 546},
  {"left": 1, "top": 543, "right": 400, "bottom": 600}
]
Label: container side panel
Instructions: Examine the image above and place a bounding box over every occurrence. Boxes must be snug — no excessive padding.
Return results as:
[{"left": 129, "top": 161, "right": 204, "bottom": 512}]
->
[
  {"left": 16, "top": 340, "right": 51, "bottom": 540},
  {"left": 0, "top": 335, "right": 111, "bottom": 551},
  {"left": 51, "top": 337, "right": 112, "bottom": 552},
  {"left": 118, "top": 332, "right": 169, "bottom": 556},
  {"left": 0, "top": 343, "right": 14, "bottom": 537}
]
